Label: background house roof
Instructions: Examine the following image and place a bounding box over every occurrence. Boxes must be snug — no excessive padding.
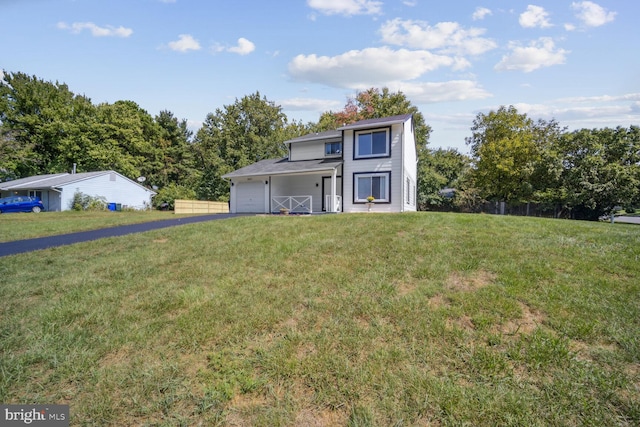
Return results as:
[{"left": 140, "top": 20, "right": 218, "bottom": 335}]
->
[
  {"left": 222, "top": 158, "right": 342, "bottom": 178},
  {"left": 0, "top": 173, "right": 68, "bottom": 189},
  {"left": 0, "top": 171, "right": 156, "bottom": 194}
]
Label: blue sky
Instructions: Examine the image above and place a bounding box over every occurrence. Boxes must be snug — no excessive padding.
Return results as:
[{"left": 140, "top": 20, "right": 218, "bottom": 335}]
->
[{"left": 1, "top": 0, "right": 638, "bottom": 153}]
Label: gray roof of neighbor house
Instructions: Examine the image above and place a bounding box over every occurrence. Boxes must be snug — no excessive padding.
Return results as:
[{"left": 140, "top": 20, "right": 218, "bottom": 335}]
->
[
  {"left": 337, "top": 113, "right": 413, "bottom": 131},
  {"left": 0, "top": 171, "right": 156, "bottom": 194},
  {"left": 222, "top": 158, "right": 342, "bottom": 179}
]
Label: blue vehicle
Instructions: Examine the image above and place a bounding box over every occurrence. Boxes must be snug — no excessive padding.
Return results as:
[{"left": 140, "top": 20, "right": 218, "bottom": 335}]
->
[{"left": 0, "top": 196, "right": 45, "bottom": 213}]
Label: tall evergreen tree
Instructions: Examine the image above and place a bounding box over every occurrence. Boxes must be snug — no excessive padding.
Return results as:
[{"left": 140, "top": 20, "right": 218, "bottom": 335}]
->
[{"left": 154, "top": 110, "right": 197, "bottom": 188}]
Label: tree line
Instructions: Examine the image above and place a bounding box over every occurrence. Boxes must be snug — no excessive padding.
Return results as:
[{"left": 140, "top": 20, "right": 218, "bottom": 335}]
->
[
  {"left": 1, "top": 71, "right": 638, "bottom": 219},
  {"left": 0, "top": 72, "right": 433, "bottom": 209},
  {"left": 426, "top": 106, "right": 640, "bottom": 220}
]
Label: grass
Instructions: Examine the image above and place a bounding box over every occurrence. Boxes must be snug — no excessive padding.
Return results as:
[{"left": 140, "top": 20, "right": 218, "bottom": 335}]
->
[
  {"left": 0, "top": 211, "right": 187, "bottom": 242},
  {"left": 0, "top": 212, "right": 638, "bottom": 426}
]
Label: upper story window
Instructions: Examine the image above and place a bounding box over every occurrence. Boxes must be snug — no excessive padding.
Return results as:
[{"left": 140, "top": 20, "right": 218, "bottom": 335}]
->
[
  {"left": 325, "top": 141, "right": 342, "bottom": 157},
  {"left": 354, "top": 128, "right": 390, "bottom": 159}
]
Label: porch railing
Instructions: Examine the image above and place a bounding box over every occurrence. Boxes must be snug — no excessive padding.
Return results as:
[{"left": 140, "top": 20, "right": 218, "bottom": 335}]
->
[
  {"left": 325, "top": 195, "right": 342, "bottom": 212},
  {"left": 271, "top": 196, "right": 312, "bottom": 214}
]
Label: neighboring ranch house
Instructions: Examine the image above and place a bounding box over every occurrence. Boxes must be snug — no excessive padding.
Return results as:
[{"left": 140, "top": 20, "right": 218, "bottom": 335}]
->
[
  {"left": 0, "top": 170, "right": 156, "bottom": 212},
  {"left": 222, "top": 114, "right": 418, "bottom": 213}
]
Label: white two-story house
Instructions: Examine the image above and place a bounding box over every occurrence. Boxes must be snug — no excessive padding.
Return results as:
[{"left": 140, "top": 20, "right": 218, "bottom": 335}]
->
[{"left": 222, "top": 113, "right": 418, "bottom": 213}]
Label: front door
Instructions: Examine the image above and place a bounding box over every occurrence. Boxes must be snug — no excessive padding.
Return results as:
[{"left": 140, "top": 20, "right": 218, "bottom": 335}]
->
[{"left": 322, "top": 176, "right": 342, "bottom": 212}]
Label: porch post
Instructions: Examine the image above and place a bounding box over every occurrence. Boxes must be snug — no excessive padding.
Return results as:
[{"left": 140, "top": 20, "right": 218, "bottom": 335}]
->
[{"left": 331, "top": 167, "right": 337, "bottom": 212}]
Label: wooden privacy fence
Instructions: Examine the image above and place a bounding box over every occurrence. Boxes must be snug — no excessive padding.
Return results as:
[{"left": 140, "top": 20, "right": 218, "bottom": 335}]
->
[{"left": 174, "top": 199, "right": 229, "bottom": 214}]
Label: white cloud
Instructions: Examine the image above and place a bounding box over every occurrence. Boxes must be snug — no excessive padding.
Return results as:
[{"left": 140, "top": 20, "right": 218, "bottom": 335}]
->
[
  {"left": 556, "top": 93, "right": 640, "bottom": 104},
  {"left": 495, "top": 37, "right": 568, "bottom": 72},
  {"left": 471, "top": 93, "right": 640, "bottom": 135},
  {"left": 519, "top": 5, "right": 552, "bottom": 28},
  {"left": 403, "top": 1, "right": 418, "bottom": 6},
  {"left": 472, "top": 7, "right": 492, "bottom": 21},
  {"left": 279, "top": 97, "right": 342, "bottom": 112},
  {"left": 389, "top": 80, "right": 492, "bottom": 103},
  {"left": 379, "top": 19, "right": 497, "bottom": 56},
  {"left": 56, "top": 21, "right": 133, "bottom": 37},
  {"left": 307, "top": 0, "right": 382, "bottom": 16},
  {"left": 212, "top": 38, "right": 256, "bottom": 55},
  {"left": 228, "top": 38, "right": 256, "bottom": 55},
  {"left": 512, "top": 99, "right": 639, "bottom": 129},
  {"left": 167, "top": 34, "right": 201, "bottom": 52},
  {"left": 288, "top": 47, "right": 467, "bottom": 89},
  {"left": 571, "top": 1, "right": 616, "bottom": 27}
]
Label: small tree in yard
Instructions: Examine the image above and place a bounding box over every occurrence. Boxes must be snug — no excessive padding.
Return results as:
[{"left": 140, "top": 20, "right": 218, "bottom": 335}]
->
[
  {"left": 153, "top": 183, "right": 196, "bottom": 210},
  {"left": 70, "top": 191, "right": 107, "bottom": 211}
]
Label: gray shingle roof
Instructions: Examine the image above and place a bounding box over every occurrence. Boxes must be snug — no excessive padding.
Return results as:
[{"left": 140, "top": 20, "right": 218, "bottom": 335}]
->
[
  {"left": 337, "top": 113, "right": 413, "bottom": 131},
  {"left": 284, "top": 130, "right": 341, "bottom": 145},
  {"left": 222, "top": 158, "right": 342, "bottom": 178}
]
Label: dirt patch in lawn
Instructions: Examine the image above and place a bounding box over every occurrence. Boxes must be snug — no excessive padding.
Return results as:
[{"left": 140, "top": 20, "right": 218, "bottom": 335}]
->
[
  {"left": 496, "top": 301, "right": 545, "bottom": 335},
  {"left": 445, "top": 270, "right": 496, "bottom": 292}
]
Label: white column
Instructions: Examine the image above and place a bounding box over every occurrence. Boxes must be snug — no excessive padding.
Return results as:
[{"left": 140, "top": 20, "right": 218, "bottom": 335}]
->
[{"left": 331, "top": 167, "right": 337, "bottom": 212}]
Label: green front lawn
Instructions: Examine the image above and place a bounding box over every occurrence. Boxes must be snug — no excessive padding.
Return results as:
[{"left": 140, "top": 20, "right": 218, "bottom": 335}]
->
[{"left": 1, "top": 213, "right": 638, "bottom": 426}]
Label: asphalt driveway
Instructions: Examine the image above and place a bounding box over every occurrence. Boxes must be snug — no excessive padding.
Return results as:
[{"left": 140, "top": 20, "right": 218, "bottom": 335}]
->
[
  {"left": 615, "top": 216, "right": 640, "bottom": 224},
  {"left": 0, "top": 213, "right": 242, "bottom": 258}
]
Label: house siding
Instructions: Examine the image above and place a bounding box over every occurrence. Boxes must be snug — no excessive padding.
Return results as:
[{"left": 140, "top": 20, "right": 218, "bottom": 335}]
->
[
  {"left": 289, "top": 137, "right": 341, "bottom": 162},
  {"left": 60, "top": 173, "right": 153, "bottom": 210},
  {"left": 289, "top": 141, "right": 325, "bottom": 161},
  {"left": 342, "top": 122, "right": 406, "bottom": 213},
  {"left": 402, "top": 119, "right": 418, "bottom": 212}
]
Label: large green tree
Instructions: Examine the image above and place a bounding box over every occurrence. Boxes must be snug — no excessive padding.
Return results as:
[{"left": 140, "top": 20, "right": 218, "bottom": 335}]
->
[
  {"left": 315, "top": 87, "right": 430, "bottom": 155},
  {"left": 418, "top": 148, "right": 471, "bottom": 210},
  {"left": 86, "top": 100, "right": 161, "bottom": 180},
  {"left": 0, "top": 71, "right": 96, "bottom": 176},
  {"left": 557, "top": 126, "right": 640, "bottom": 220},
  {"left": 0, "top": 71, "right": 199, "bottom": 196},
  {"left": 193, "top": 92, "right": 289, "bottom": 201},
  {"left": 467, "top": 105, "right": 542, "bottom": 203}
]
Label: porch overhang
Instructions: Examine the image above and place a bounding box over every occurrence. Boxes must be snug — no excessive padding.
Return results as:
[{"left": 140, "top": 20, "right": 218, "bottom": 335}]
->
[{"left": 222, "top": 158, "right": 342, "bottom": 179}]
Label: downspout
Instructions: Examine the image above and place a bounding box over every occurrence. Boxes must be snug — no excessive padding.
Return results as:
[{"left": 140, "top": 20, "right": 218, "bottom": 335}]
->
[{"left": 400, "top": 122, "right": 405, "bottom": 212}]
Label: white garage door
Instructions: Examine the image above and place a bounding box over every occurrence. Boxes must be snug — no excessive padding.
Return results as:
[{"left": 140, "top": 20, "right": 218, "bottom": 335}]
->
[{"left": 235, "top": 181, "right": 266, "bottom": 213}]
